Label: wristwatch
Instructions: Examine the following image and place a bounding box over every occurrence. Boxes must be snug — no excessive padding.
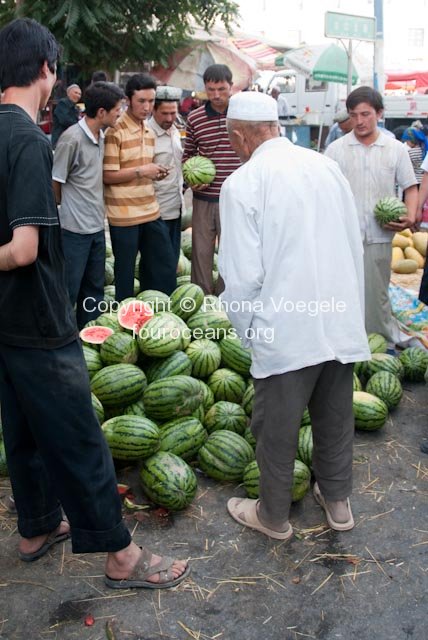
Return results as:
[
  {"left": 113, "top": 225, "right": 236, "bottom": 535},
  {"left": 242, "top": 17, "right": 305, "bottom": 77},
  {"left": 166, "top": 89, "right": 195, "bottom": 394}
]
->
[{"left": 135, "top": 167, "right": 141, "bottom": 179}]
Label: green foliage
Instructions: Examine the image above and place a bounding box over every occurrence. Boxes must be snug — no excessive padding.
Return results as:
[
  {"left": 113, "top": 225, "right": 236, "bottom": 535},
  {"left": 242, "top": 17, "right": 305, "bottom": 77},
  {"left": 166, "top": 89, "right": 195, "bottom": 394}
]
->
[{"left": 0, "top": 0, "right": 239, "bottom": 70}]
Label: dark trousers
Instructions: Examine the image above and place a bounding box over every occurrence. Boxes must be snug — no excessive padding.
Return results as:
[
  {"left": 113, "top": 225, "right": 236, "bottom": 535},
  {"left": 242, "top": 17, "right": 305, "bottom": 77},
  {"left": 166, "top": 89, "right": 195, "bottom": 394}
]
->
[
  {"left": 109, "top": 219, "right": 177, "bottom": 301},
  {"left": 0, "top": 340, "right": 131, "bottom": 553},
  {"left": 252, "top": 362, "right": 354, "bottom": 529},
  {"left": 163, "top": 215, "right": 182, "bottom": 267},
  {"left": 61, "top": 229, "right": 105, "bottom": 330}
]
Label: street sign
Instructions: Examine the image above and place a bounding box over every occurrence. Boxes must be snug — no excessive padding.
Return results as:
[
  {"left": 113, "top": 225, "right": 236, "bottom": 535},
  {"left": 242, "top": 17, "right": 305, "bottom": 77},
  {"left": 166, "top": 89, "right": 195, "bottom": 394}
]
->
[{"left": 325, "top": 11, "right": 376, "bottom": 42}]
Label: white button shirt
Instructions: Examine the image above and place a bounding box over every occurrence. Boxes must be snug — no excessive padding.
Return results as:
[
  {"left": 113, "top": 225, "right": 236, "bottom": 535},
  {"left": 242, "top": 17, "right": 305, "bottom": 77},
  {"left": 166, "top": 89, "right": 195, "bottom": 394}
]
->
[
  {"left": 325, "top": 130, "right": 417, "bottom": 244},
  {"left": 218, "top": 137, "right": 370, "bottom": 379}
]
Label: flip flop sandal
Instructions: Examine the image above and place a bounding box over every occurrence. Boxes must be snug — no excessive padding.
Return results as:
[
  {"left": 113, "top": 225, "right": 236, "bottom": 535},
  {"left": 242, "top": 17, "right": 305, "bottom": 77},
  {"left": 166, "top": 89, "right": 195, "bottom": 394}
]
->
[
  {"left": 313, "top": 482, "right": 354, "bottom": 531},
  {"left": 19, "top": 523, "right": 70, "bottom": 562},
  {"left": 227, "top": 497, "right": 293, "bottom": 541},
  {"left": 105, "top": 547, "right": 191, "bottom": 590}
]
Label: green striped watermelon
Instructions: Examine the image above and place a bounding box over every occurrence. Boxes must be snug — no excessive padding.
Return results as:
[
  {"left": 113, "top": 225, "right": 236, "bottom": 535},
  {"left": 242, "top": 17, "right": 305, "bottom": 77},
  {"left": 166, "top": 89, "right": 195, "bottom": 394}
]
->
[
  {"left": 176, "top": 275, "right": 191, "bottom": 286},
  {"left": 100, "top": 332, "right": 139, "bottom": 365},
  {"left": 140, "top": 451, "right": 197, "bottom": 510},
  {"left": 192, "top": 403, "right": 205, "bottom": 423},
  {"left": 104, "top": 285, "right": 116, "bottom": 302},
  {"left": 185, "top": 338, "right": 222, "bottom": 378},
  {"left": 297, "top": 425, "right": 313, "bottom": 470},
  {"left": 96, "top": 312, "right": 122, "bottom": 333},
  {"left": 102, "top": 415, "right": 160, "bottom": 460},
  {"left": 353, "top": 372, "right": 363, "bottom": 392},
  {"left": 353, "top": 391, "right": 388, "bottom": 431},
  {"left": 0, "top": 440, "right": 8, "bottom": 477},
  {"left": 368, "top": 333, "right": 388, "bottom": 354},
  {"left": 398, "top": 347, "right": 428, "bottom": 382},
  {"left": 82, "top": 344, "right": 104, "bottom": 379},
  {"left": 136, "top": 289, "right": 171, "bottom": 314},
  {"left": 243, "top": 459, "right": 311, "bottom": 502},
  {"left": 91, "top": 364, "right": 147, "bottom": 407},
  {"left": 197, "top": 430, "right": 255, "bottom": 481},
  {"left": 374, "top": 196, "right": 407, "bottom": 225},
  {"left": 146, "top": 350, "right": 193, "bottom": 383},
  {"left": 170, "top": 283, "right": 204, "bottom": 320},
  {"left": 180, "top": 231, "right": 192, "bottom": 259},
  {"left": 105, "top": 260, "right": 115, "bottom": 285},
  {"left": 91, "top": 392, "right": 105, "bottom": 424},
  {"left": 204, "top": 401, "right": 248, "bottom": 435},
  {"left": 158, "top": 417, "right": 207, "bottom": 461},
  {"left": 219, "top": 335, "right": 252, "bottom": 377},
  {"left": 301, "top": 408, "right": 311, "bottom": 428},
  {"left": 207, "top": 368, "right": 247, "bottom": 404},
  {"left": 187, "top": 308, "right": 232, "bottom": 340},
  {"left": 367, "top": 353, "right": 404, "bottom": 380},
  {"left": 197, "top": 380, "right": 215, "bottom": 412},
  {"left": 182, "top": 155, "right": 216, "bottom": 186},
  {"left": 365, "top": 371, "right": 402, "bottom": 410},
  {"left": 354, "top": 360, "right": 370, "bottom": 385},
  {"left": 241, "top": 380, "right": 255, "bottom": 417},
  {"left": 143, "top": 375, "right": 203, "bottom": 422},
  {"left": 177, "top": 253, "right": 191, "bottom": 277},
  {"left": 244, "top": 425, "right": 256, "bottom": 449},
  {"left": 137, "top": 312, "right": 190, "bottom": 358},
  {"left": 123, "top": 399, "right": 146, "bottom": 417}
]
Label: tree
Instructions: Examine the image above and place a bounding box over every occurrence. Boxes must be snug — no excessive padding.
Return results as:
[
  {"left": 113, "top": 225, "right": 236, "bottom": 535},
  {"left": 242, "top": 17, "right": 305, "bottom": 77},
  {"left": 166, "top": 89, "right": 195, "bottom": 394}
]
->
[{"left": 0, "top": 0, "right": 240, "bottom": 72}]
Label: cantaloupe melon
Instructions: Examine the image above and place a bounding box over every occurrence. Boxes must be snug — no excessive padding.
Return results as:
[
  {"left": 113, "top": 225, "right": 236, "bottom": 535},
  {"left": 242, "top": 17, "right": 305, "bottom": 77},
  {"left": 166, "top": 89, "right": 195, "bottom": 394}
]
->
[{"left": 392, "top": 259, "right": 418, "bottom": 274}]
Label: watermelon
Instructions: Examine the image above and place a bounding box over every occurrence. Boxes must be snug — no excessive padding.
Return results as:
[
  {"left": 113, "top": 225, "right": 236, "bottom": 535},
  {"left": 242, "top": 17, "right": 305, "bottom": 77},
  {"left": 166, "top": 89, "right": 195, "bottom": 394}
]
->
[
  {"left": 140, "top": 451, "right": 197, "bottom": 510},
  {"left": 80, "top": 325, "right": 113, "bottom": 347},
  {"left": 367, "top": 353, "right": 404, "bottom": 380},
  {"left": 353, "top": 372, "right": 363, "bottom": 392},
  {"left": 297, "top": 424, "right": 313, "bottom": 470},
  {"left": 91, "top": 392, "right": 105, "bottom": 424},
  {"left": 197, "top": 380, "right": 215, "bottom": 412},
  {"left": 118, "top": 299, "right": 153, "bottom": 333},
  {"left": 170, "top": 283, "right": 204, "bottom": 320},
  {"left": 180, "top": 231, "right": 192, "bottom": 259},
  {"left": 181, "top": 208, "right": 192, "bottom": 231},
  {"left": 102, "top": 415, "right": 160, "bottom": 460},
  {"left": 353, "top": 391, "right": 388, "bottom": 431},
  {"left": 398, "top": 347, "right": 428, "bottom": 382},
  {"left": 197, "top": 430, "right": 255, "bottom": 482},
  {"left": 219, "top": 335, "right": 252, "bottom": 377},
  {"left": 185, "top": 338, "right": 222, "bottom": 378},
  {"left": 177, "top": 253, "right": 191, "bottom": 277},
  {"left": 374, "top": 196, "right": 407, "bottom": 226},
  {"left": 104, "top": 285, "right": 116, "bottom": 302},
  {"left": 105, "top": 260, "right": 115, "bottom": 286},
  {"left": 244, "top": 425, "right": 256, "bottom": 449},
  {"left": 365, "top": 371, "right": 403, "bottom": 410},
  {"left": 182, "top": 155, "right": 216, "bottom": 186},
  {"left": 105, "top": 243, "right": 113, "bottom": 258},
  {"left": 137, "top": 312, "right": 191, "bottom": 358},
  {"left": 300, "top": 408, "right": 311, "bottom": 428},
  {"left": 204, "top": 401, "right": 247, "bottom": 435},
  {"left": 354, "top": 360, "right": 370, "bottom": 385},
  {"left": 143, "top": 375, "right": 203, "bottom": 422},
  {"left": 368, "top": 333, "right": 388, "bottom": 354},
  {"left": 146, "top": 350, "right": 193, "bottom": 383},
  {"left": 100, "top": 332, "right": 139, "bottom": 365},
  {"left": 136, "top": 289, "right": 171, "bottom": 314},
  {"left": 187, "top": 308, "right": 232, "bottom": 340},
  {"left": 207, "top": 368, "right": 247, "bottom": 404},
  {"left": 123, "top": 399, "right": 146, "bottom": 417},
  {"left": 91, "top": 364, "right": 147, "bottom": 407},
  {"left": 95, "top": 313, "right": 122, "bottom": 333},
  {"left": 243, "top": 459, "right": 311, "bottom": 502},
  {"left": 241, "top": 380, "right": 255, "bottom": 417},
  {"left": 82, "top": 344, "right": 104, "bottom": 378},
  {"left": 176, "top": 275, "right": 191, "bottom": 286},
  {"left": 0, "top": 440, "right": 8, "bottom": 477},
  {"left": 192, "top": 403, "right": 205, "bottom": 423},
  {"left": 158, "top": 416, "right": 207, "bottom": 461}
]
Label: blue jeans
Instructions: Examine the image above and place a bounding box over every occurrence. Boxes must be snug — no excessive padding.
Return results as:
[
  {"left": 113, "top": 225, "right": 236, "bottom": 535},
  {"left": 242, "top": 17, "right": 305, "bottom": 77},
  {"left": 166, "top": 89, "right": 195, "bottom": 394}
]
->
[
  {"left": 109, "top": 219, "right": 177, "bottom": 301},
  {"left": 61, "top": 229, "right": 105, "bottom": 329},
  {"left": 0, "top": 340, "right": 131, "bottom": 553}
]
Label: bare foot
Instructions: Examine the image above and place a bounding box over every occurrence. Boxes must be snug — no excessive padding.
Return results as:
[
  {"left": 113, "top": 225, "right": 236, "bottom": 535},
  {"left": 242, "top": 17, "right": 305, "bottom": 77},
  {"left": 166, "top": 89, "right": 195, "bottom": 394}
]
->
[
  {"left": 105, "top": 541, "right": 188, "bottom": 584},
  {"left": 18, "top": 520, "right": 70, "bottom": 555}
]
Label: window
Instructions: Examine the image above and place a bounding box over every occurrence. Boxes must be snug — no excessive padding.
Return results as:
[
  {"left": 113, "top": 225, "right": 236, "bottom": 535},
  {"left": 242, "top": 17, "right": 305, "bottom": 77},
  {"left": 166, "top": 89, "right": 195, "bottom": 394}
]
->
[
  {"left": 305, "top": 78, "right": 328, "bottom": 92},
  {"left": 275, "top": 75, "right": 296, "bottom": 94},
  {"left": 408, "top": 28, "right": 424, "bottom": 47}
]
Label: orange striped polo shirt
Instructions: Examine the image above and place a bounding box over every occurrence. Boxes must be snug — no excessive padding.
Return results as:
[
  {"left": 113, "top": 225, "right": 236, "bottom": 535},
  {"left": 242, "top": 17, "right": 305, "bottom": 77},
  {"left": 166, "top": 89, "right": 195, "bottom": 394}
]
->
[{"left": 103, "top": 110, "right": 159, "bottom": 226}]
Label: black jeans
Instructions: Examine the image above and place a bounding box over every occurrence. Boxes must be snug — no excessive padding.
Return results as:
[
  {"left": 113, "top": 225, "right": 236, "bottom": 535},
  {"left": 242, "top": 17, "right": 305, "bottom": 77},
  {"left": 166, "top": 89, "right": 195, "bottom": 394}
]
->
[
  {"left": 61, "top": 229, "right": 105, "bottom": 329},
  {"left": 163, "top": 215, "right": 182, "bottom": 267},
  {"left": 109, "top": 219, "right": 177, "bottom": 301},
  {"left": 0, "top": 339, "right": 131, "bottom": 553}
]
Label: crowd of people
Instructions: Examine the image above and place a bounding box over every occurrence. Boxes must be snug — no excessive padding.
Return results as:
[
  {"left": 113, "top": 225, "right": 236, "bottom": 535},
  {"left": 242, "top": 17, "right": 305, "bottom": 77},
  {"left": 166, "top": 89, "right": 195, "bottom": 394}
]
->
[{"left": 0, "top": 16, "right": 428, "bottom": 596}]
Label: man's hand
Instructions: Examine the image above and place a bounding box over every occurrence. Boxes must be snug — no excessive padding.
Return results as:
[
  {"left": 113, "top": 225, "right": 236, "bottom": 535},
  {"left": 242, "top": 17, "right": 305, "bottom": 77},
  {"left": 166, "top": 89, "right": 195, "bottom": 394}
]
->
[
  {"left": 384, "top": 216, "right": 416, "bottom": 232},
  {"left": 142, "top": 163, "right": 170, "bottom": 181},
  {"left": 191, "top": 183, "right": 210, "bottom": 192}
]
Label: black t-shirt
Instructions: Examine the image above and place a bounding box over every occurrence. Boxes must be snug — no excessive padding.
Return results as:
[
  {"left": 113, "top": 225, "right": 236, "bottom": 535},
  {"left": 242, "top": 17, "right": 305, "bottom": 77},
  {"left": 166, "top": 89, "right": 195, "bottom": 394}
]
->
[{"left": 0, "top": 104, "right": 77, "bottom": 348}]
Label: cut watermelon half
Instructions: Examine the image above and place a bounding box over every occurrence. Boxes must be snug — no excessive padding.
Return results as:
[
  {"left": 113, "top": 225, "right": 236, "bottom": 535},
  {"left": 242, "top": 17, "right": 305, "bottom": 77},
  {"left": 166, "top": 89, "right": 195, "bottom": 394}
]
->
[
  {"left": 118, "top": 299, "right": 154, "bottom": 331},
  {"left": 80, "top": 325, "right": 114, "bottom": 345}
]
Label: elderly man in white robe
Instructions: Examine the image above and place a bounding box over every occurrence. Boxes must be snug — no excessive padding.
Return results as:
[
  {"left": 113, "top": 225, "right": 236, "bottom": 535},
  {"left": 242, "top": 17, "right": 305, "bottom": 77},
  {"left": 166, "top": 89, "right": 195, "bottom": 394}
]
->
[{"left": 218, "top": 92, "right": 371, "bottom": 541}]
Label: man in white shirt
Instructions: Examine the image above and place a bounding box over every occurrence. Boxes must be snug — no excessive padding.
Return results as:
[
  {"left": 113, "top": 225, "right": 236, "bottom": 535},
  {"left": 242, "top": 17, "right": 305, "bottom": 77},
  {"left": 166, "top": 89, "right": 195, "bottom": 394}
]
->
[
  {"left": 219, "top": 91, "right": 370, "bottom": 541},
  {"left": 52, "top": 81, "right": 124, "bottom": 327},
  {"left": 147, "top": 85, "right": 185, "bottom": 265},
  {"left": 325, "top": 87, "right": 418, "bottom": 350}
]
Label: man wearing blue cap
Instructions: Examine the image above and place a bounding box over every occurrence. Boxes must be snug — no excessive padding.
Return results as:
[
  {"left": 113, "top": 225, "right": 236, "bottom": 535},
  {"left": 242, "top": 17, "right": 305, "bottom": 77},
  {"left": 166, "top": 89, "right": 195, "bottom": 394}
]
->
[{"left": 219, "top": 90, "right": 370, "bottom": 541}]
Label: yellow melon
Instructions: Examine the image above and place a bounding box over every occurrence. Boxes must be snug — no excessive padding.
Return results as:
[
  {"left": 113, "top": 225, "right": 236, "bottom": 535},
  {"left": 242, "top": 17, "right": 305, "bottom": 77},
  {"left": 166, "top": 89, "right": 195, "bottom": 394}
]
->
[
  {"left": 391, "top": 247, "right": 405, "bottom": 266},
  {"left": 404, "top": 246, "right": 425, "bottom": 268},
  {"left": 412, "top": 232, "right": 428, "bottom": 257},
  {"left": 392, "top": 259, "right": 419, "bottom": 274},
  {"left": 392, "top": 234, "right": 411, "bottom": 249}
]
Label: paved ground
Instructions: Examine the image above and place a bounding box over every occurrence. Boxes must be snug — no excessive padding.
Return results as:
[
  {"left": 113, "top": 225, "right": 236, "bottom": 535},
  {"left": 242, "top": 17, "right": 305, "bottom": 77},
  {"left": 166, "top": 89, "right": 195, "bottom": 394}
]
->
[{"left": 0, "top": 382, "right": 427, "bottom": 640}]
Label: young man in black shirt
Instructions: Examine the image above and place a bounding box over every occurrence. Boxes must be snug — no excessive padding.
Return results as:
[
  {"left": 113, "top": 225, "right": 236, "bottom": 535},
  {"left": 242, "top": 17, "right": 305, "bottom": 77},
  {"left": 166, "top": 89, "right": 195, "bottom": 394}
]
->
[{"left": 0, "top": 18, "right": 188, "bottom": 588}]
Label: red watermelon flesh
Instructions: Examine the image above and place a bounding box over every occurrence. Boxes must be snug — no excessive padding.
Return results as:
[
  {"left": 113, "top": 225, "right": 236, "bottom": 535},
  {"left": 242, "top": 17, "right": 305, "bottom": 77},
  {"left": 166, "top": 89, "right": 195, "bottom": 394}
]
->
[
  {"left": 118, "top": 300, "right": 154, "bottom": 332},
  {"left": 79, "top": 326, "right": 114, "bottom": 344}
]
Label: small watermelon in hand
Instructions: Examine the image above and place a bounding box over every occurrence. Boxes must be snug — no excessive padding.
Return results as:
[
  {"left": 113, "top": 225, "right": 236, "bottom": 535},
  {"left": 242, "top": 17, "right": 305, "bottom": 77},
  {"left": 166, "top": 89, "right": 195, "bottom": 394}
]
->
[
  {"left": 374, "top": 196, "right": 407, "bottom": 226},
  {"left": 183, "top": 156, "right": 216, "bottom": 186}
]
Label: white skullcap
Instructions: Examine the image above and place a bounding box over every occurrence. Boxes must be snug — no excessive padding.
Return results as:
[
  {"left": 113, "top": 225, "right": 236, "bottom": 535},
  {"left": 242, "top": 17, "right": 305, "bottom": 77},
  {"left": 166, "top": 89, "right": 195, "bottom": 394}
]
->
[{"left": 227, "top": 91, "right": 278, "bottom": 122}]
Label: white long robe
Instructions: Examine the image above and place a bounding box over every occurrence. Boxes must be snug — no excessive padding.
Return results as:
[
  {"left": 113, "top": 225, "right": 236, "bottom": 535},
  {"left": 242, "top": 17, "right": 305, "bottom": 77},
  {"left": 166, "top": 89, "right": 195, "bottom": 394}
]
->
[{"left": 218, "top": 137, "right": 371, "bottom": 379}]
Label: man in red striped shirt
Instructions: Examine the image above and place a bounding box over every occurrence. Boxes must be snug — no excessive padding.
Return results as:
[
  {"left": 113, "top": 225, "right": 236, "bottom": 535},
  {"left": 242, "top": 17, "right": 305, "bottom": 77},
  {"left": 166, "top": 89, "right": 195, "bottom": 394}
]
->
[{"left": 183, "top": 64, "right": 241, "bottom": 295}]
